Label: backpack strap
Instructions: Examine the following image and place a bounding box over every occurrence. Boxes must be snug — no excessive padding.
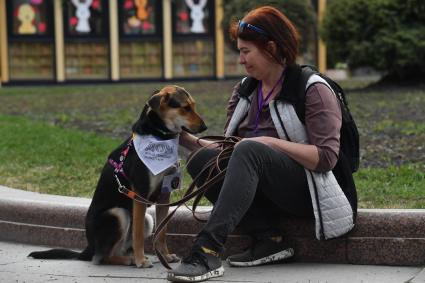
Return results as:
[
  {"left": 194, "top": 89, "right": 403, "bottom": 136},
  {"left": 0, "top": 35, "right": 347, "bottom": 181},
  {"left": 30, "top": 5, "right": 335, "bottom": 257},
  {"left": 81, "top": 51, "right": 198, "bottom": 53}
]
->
[
  {"left": 296, "top": 64, "right": 347, "bottom": 123},
  {"left": 294, "top": 65, "right": 318, "bottom": 123},
  {"left": 238, "top": 76, "right": 259, "bottom": 99}
]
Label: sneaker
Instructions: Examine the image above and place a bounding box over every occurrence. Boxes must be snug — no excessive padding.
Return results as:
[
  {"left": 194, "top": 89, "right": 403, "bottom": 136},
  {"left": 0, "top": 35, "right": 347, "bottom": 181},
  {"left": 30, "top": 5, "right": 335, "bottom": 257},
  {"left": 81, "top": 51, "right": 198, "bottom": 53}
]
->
[
  {"left": 226, "top": 237, "right": 294, "bottom": 267},
  {"left": 167, "top": 245, "right": 224, "bottom": 282}
]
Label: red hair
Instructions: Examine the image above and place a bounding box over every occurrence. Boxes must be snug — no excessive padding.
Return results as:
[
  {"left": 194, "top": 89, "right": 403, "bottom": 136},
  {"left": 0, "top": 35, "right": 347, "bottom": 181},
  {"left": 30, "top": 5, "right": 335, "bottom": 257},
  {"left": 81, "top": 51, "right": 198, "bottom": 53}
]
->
[{"left": 229, "top": 6, "right": 300, "bottom": 66}]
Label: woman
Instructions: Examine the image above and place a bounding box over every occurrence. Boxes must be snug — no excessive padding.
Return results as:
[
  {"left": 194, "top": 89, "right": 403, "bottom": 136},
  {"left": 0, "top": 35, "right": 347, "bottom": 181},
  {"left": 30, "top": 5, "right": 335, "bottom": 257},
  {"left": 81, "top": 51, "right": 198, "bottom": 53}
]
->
[{"left": 168, "top": 6, "right": 357, "bottom": 283}]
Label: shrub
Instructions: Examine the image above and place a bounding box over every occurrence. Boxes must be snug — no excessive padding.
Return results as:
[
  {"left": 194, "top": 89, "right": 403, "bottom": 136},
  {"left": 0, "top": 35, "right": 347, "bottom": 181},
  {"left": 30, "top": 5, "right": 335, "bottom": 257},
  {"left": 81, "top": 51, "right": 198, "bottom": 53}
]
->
[
  {"left": 322, "top": 0, "right": 425, "bottom": 81},
  {"left": 222, "top": 0, "right": 316, "bottom": 53}
]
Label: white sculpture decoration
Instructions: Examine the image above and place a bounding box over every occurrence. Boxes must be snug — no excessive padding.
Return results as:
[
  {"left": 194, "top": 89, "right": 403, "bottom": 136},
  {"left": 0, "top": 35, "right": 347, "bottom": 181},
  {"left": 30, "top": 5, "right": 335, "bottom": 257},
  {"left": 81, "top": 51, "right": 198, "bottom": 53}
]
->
[
  {"left": 184, "top": 0, "right": 207, "bottom": 33},
  {"left": 71, "top": 0, "right": 93, "bottom": 33}
]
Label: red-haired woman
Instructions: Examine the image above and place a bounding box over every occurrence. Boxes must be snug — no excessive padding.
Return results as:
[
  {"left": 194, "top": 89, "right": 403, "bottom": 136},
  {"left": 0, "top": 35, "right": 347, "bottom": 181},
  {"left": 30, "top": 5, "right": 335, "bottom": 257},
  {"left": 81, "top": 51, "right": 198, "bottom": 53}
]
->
[{"left": 169, "top": 6, "right": 357, "bottom": 282}]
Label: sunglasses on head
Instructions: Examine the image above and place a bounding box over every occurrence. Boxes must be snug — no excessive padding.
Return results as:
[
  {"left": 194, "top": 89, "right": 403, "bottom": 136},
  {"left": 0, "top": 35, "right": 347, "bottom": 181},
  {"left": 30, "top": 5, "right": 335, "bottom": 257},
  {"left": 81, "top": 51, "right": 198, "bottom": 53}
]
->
[{"left": 238, "top": 20, "right": 269, "bottom": 37}]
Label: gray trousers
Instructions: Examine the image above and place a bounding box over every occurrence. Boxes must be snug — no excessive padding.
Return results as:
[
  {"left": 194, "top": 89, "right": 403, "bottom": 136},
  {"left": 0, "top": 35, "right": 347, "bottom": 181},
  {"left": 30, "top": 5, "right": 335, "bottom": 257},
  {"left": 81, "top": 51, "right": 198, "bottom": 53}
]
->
[{"left": 187, "top": 140, "right": 313, "bottom": 252}]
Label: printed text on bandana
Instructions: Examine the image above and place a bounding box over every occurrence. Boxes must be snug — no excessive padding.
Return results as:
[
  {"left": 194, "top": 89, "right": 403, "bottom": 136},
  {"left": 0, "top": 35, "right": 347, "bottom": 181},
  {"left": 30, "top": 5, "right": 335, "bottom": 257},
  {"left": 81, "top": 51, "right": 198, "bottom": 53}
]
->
[{"left": 133, "top": 134, "right": 179, "bottom": 175}]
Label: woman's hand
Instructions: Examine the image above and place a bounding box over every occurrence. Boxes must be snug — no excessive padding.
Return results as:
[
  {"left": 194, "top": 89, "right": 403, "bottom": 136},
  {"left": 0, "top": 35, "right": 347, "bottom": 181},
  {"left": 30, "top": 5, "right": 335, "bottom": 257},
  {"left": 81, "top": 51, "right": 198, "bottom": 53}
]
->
[{"left": 179, "top": 131, "right": 217, "bottom": 152}]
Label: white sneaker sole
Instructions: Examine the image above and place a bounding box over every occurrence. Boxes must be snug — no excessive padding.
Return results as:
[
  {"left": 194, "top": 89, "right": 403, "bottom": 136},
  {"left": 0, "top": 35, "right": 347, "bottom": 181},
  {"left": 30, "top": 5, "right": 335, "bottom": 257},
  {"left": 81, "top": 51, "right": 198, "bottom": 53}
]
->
[
  {"left": 167, "top": 266, "right": 224, "bottom": 282},
  {"left": 227, "top": 248, "right": 294, "bottom": 267}
]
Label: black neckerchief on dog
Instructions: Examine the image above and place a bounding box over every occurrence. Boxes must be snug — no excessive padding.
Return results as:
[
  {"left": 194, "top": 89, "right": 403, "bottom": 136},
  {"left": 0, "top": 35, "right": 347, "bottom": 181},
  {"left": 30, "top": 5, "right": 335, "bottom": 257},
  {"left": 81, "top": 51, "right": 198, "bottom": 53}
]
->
[{"left": 132, "top": 105, "right": 178, "bottom": 140}]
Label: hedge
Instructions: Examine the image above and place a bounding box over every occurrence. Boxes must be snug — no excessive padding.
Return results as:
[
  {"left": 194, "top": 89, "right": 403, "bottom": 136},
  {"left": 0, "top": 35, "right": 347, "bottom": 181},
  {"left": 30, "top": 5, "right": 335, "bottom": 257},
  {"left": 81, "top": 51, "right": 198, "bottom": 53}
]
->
[{"left": 322, "top": 0, "right": 425, "bottom": 81}]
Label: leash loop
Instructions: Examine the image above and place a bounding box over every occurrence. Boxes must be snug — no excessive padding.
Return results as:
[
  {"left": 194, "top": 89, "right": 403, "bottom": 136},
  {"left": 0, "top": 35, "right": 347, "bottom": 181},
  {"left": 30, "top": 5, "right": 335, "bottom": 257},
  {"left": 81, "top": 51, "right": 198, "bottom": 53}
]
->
[{"left": 153, "top": 135, "right": 241, "bottom": 269}]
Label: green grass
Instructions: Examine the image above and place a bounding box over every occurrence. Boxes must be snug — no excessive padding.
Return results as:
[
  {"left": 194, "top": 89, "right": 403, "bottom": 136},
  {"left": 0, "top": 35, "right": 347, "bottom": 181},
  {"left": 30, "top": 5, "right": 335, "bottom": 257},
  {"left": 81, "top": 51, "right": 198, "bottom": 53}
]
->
[
  {"left": 0, "top": 114, "right": 207, "bottom": 204},
  {"left": 0, "top": 81, "right": 236, "bottom": 138},
  {"left": 355, "top": 164, "right": 425, "bottom": 208},
  {"left": 0, "top": 80, "right": 424, "bottom": 208},
  {"left": 0, "top": 114, "right": 119, "bottom": 197},
  {"left": 0, "top": 113, "right": 424, "bottom": 208},
  {"left": 373, "top": 120, "right": 425, "bottom": 135}
]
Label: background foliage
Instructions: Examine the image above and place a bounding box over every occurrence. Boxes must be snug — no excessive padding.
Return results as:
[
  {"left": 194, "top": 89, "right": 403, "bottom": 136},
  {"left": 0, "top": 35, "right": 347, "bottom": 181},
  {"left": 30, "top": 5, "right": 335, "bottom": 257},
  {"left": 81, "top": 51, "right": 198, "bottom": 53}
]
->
[{"left": 322, "top": 0, "right": 425, "bottom": 81}]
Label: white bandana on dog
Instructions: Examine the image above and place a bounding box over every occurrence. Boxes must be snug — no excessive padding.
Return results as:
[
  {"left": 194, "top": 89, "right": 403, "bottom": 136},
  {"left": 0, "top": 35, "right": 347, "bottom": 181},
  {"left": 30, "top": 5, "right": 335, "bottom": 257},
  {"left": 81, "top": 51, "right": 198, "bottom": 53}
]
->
[{"left": 133, "top": 134, "right": 179, "bottom": 175}]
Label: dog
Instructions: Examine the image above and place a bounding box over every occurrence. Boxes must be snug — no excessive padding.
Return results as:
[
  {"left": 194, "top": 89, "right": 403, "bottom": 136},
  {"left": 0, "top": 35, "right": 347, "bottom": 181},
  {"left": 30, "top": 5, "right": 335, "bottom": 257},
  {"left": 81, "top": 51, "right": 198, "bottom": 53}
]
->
[{"left": 28, "top": 85, "right": 207, "bottom": 268}]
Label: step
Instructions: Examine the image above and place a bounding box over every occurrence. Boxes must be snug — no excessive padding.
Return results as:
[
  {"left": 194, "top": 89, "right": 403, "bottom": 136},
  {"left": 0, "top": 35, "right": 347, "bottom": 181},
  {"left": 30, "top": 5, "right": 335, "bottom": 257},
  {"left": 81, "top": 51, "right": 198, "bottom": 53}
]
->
[{"left": 0, "top": 185, "right": 424, "bottom": 266}]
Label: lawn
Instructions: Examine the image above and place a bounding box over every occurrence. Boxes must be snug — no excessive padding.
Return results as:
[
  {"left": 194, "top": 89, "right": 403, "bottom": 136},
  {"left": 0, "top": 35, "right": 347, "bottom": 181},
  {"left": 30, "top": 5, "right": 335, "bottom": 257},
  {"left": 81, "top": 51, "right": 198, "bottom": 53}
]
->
[{"left": 0, "top": 79, "right": 424, "bottom": 208}]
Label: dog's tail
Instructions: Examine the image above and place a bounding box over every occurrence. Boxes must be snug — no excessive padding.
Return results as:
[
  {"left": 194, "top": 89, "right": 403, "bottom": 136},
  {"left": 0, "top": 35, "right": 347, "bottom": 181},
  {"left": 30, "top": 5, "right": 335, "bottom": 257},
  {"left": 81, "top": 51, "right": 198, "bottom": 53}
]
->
[
  {"left": 28, "top": 214, "right": 154, "bottom": 261},
  {"left": 28, "top": 246, "right": 93, "bottom": 261}
]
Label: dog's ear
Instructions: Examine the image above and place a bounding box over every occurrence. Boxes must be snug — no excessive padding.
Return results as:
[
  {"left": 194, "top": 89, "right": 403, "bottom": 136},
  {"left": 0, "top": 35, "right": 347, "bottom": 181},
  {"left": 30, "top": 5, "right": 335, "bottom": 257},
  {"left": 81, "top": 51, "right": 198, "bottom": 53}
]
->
[
  {"left": 148, "top": 92, "right": 171, "bottom": 111},
  {"left": 148, "top": 93, "right": 162, "bottom": 111}
]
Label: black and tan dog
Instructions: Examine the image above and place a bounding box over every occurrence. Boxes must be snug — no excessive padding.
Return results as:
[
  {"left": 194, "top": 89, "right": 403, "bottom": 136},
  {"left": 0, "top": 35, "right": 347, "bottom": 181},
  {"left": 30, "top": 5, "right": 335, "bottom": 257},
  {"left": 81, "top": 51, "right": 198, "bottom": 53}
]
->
[{"left": 29, "top": 85, "right": 206, "bottom": 268}]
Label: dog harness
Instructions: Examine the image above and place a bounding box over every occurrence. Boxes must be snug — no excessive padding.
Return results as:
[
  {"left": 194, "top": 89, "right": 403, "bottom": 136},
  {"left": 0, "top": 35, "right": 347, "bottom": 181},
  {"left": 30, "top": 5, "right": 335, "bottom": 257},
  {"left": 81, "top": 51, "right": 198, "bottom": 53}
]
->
[
  {"left": 109, "top": 134, "right": 134, "bottom": 176},
  {"left": 108, "top": 133, "right": 136, "bottom": 199},
  {"left": 109, "top": 133, "right": 181, "bottom": 202}
]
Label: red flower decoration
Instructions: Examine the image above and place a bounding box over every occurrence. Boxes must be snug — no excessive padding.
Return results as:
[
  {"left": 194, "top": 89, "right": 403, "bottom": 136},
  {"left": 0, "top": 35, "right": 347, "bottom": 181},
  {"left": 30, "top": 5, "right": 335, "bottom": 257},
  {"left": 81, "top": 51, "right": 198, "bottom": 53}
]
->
[
  {"left": 38, "top": 22, "right": 46, "bottom": 33},
  {"left": 142, "top": 21, "right": 153, "bottom": 31},
  {"left": 30, "top": 0, "right": 43, "bottom": 5},
  {"left": 91, "top": 0, "right": 100, "bottom": 10},
  {"left": 124, "top": 0, "right": 133, "bottom": 9},
  {"left": 70, "top": 17, "right": 78, "bottom": 26},
  {"left": 178, "top": 11, "right": 189, "bottom": 22}
]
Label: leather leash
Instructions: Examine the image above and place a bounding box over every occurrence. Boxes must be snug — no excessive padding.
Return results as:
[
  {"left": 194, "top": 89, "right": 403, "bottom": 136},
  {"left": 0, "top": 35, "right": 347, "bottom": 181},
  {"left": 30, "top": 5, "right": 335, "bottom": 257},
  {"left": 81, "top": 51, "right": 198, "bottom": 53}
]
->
[{"left": 153, "top": 135, "right": 240, "bottom": 269}]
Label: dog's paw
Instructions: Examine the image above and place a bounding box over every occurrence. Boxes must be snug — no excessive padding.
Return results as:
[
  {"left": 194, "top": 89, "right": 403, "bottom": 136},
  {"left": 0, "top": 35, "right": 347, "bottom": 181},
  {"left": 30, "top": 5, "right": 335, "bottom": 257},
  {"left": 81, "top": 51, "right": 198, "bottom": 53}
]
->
[
  {"left": 134, "top": 256, "right": 153, "bottom": 268},
  {"left": 165, "top": 253, "right": 180, "bottom": 263}
]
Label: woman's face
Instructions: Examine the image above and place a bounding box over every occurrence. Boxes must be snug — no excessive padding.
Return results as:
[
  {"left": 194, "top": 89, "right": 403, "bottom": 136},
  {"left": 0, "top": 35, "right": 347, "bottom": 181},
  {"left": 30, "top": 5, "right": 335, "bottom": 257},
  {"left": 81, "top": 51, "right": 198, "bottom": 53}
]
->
[{"left": 237, "top": 38, "right": 274, "bottom": 80}]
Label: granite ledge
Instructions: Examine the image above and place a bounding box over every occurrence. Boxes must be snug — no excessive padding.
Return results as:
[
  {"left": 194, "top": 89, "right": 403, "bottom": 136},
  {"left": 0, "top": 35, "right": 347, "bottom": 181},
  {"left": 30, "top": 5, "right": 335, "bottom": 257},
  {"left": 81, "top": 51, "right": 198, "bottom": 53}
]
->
[{"left": 1, "top": 185, "right": 425, "bottom": 266}]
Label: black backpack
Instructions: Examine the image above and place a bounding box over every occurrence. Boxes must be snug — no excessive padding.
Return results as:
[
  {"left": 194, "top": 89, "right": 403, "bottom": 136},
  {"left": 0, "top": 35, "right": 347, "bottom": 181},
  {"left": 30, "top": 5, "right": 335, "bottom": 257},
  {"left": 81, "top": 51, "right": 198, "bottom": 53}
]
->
[{"left": 238, "top": 64, "right": 360, "bottom": 173}]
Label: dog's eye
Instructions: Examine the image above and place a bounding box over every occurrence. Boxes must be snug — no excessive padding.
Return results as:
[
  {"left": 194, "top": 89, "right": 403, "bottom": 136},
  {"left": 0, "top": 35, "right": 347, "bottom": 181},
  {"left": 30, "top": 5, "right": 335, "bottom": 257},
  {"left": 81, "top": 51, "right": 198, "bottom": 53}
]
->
[{"left": 183, "top": 105, "right": 192, "bottom": 112}]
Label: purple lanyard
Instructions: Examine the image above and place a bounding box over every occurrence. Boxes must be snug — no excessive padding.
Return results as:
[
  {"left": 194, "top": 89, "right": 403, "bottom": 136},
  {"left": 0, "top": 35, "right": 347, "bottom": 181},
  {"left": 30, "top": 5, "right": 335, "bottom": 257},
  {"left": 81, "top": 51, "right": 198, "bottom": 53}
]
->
[{"left": 254, "top": 71, "right": 285, "bottom": 133}]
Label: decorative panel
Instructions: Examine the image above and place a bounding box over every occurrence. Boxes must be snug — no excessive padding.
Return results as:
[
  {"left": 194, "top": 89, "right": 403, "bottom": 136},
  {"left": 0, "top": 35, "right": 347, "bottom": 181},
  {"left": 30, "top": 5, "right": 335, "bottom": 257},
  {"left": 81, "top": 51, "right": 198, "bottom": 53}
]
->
[
  {"left": 9, "top": 42, "right": 53, "bottom": 79},
  {"left": 120, "top": 41, "right": 162, "bottom": 78},
  {"left": 9, "top": 0, "right": 51, "bottom": 36},
  {"left": 173, "top": 39, "right": 214, "bottom": 77},
  {"left": 65, "top": 42, "right": 109, "bottom": 79},
  {"left": 174, "top": 0, "right": 211, "bottom": 35},
  {"left": 120, "top": 0, "right": 158, "bottom": 36}
]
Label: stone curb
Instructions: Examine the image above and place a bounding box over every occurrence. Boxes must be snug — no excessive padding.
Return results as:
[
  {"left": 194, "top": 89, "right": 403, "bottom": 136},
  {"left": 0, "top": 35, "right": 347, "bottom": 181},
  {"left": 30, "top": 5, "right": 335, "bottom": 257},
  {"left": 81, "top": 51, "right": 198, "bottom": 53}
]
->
[{"left": 1, "top": 185, "right": 424, "bottom": 266}]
